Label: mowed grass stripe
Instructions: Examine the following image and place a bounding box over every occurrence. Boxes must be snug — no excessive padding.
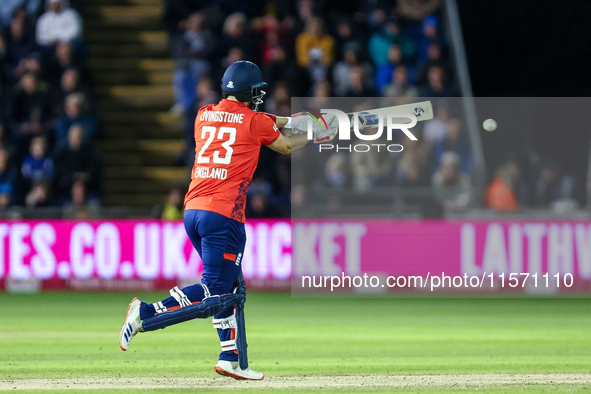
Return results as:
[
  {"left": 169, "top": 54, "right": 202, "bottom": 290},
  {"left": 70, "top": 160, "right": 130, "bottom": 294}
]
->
[{"left": 0, "top": 293, "right": 590, "bottom": 379}]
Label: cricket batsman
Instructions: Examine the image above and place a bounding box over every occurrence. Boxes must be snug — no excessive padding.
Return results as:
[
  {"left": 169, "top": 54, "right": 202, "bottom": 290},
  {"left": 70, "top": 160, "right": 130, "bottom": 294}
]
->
[{"left": 118, "top": 61, "right": 337, "bottom": 380}]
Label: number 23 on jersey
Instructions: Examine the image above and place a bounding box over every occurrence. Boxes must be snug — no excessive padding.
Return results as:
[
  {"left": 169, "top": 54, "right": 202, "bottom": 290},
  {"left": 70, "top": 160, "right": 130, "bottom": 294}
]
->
[{"left": 197, "top": 126, "right": 236, "bottom": 165}]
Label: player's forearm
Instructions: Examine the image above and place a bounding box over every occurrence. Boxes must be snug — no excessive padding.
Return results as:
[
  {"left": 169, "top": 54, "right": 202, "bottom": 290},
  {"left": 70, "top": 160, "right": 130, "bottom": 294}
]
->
[
  {"left": 276, "top": 116, "right": 310, "bottom": 150},
  {"left": 288, "top": 133, "right": 309, "bottom": 151}
]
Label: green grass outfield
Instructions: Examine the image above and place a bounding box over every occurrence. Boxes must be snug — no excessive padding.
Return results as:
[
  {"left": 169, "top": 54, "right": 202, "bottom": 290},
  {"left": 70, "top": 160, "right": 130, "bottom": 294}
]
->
[{"left": 0, "top": 292, "right": 590, "bottom": 393}]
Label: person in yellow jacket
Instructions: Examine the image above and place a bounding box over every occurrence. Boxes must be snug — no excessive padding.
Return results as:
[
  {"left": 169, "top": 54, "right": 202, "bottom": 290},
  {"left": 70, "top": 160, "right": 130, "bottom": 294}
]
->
[
  {"left": 295, "top": 17, "right": 335, "bottom": 68},
  {"left": 161, "top": 187, "right": 184, "bottom": 220}
]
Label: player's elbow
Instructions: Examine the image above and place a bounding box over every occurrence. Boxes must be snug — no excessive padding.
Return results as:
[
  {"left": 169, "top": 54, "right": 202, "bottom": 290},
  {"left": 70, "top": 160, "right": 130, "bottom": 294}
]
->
[
  {"left": 267, "top": 135, "right": 293, "bottom": 154},
  {"left": 268, "top": 140, "right": 291, "bottom": 154},
  {"left": 280, "top": 146, "right": 292, "bottom": 155}
]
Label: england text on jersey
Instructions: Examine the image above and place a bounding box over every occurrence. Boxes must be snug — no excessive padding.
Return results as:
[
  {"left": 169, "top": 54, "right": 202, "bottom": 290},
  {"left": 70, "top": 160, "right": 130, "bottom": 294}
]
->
[{"left": 194, "top": 166, "right": 228, "bottom": 180}]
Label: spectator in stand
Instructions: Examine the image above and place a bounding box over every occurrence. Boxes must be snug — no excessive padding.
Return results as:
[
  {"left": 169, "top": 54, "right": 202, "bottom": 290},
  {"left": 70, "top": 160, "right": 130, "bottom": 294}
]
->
[
  {"left": 431, "top": 151, "right": 471, "bottom": 212},
  {"left": 194, "top": 75, "right": 220, "bottom": 108},
  {"left": 333, "top": 17, "right": 364, "bottom": 61},
  {"left": 430, "top": 117, "right": 471, "bottom": 175},
  {"left": 0, "top": 122, "right": 15, "bottom": 156},
  {"left": 375, "top": 44, "right": 399, "bottom": 93},
  {"left": 416, "top": 41, "right": 451, "bottom": 86},
  {"left": 260, "top": 39, "right": 305, "bottom": 96},
  {"left": 264, "top": 81, "right": 289, "bottom": 116},
  {"left": 532, "top": 162, "right": 561, "bottom": 208},
  {"left": 395, "top": 139, "right": 430, "bottom": 185},
  {"left": 53, "top": 123, "right": 101, "bottom": 199},
  {"left": 374, "top": 43, "right": 417, "bottom": 94},
  {"left": 45, "top": 42, "right": 86, "bottom": 87},
  {"left": 49, "top": 67, "right": 85, "bottom": 117},
  {"left": 35, "top": 0, "right": 82, "bottom": 48},
  {"left": 0, "top": 147, "right": 18, "bottom": 205},
  {"left": 54, "top": 93, "right": 96, "bottom": 143},
  {"left": 220, "top": 13, "right": 255, "bottom": 62},
  {"left": 324, "top": 153, "right": 349, "bottom": 189},
  {"left": 245, "top": 190, "right": 280, "bottom": 218},
  {"left": 161, "top": 0, "right": 202, "bottom": 35},
  {"left": 221, "top": 45, "right": 244, "bottom": 69},
  {"left": 484, "top": 157, "right": 521, "bottom": 212},
  {"left": 274, "top": 103, "right": 291, "bottom": 117},
  {"left": 9, "top": 71, "right": 50, "bottom": 141},
  {"left": 295, "top": 0, "right": 314, "bottom": 27},
  {"left": 332, "top": 42, "right": 373, "bottom": 97},
  {"left": 345, "top": 66, "right": 376, "bottom": 97},
  {"left": 364, "top": 8, "right": 387, "bottom": 31},
  {"left": 161, "top": 187, "right": 183, "bottom": 219},
  {"left": 173, "top": 12, "right": 214, "bottom": 61},
  {"left": 368, "top": 16, "right": 415, "bottom": 67},
  {"left": 290, "top": 183, "right": 306, "bottom": 209},
  {"left": 382, "top": 65, "right": 419, "bottom": 98},
  {"left": 295, "top": 17, "right": 335, "bottom": 80},
  {"left": 258, "top": 18, "right": 286, "bottom": 66},
  {"left": 25, "top": 178, "right": 51, "bottom": 207},
  {"left": 419, "top": 64, "right": 457, "bottom": 97},
  {"left": 252, "top": 7, "right": 292, "bottom": 58},
  {"left": 1, "top": 0, "right": 43, "bottom": 28},
  {"left": 21, "top": 135, "right": 53, "bottom": 193},
  {"left": 62, "top": 179, "right": 100, "bottom": 218},
  {"left": 170, "top": 12, "right": 215, "bottom": 114},
  {"left": 4, "top": 11, "right": 38, "bottom": 80},
  {"left": 245, "top": 179, "right": 280, "bottom": 218},
  {"left": 397, "top": 0, "right": 442, "bottom": 22},
  {"left": 396, "top": 158, "right": 429, "bottom": 188},
  {"left": 11, "top": 51, "right": 44, "bottom": 83},
  {"left": 0, "top": 183, "right": 12, "bottom": 208},
  {"left": 351, "top": 136, "right": 396, "bottom": 191},
  {"left": 417, "top": 15, "right": 448, "bottom": 65},
  {"left": 422, "top": 105, "right": 449, "bottom": 144},
  {"left": 309, "top": 78, "right": 331, "bottom": 108},
  {"left": 394, "top": 151, "right": 432, "bottom": 214}
]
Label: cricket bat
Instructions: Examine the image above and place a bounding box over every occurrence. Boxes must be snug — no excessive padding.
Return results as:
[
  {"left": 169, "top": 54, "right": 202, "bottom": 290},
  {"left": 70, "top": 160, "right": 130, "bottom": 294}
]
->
[
  {"left": 348, "top": 100, "right": 433, "bottom": 131},
  {"left": 287, "top": 101, "right": 433, "bottom": 141}
]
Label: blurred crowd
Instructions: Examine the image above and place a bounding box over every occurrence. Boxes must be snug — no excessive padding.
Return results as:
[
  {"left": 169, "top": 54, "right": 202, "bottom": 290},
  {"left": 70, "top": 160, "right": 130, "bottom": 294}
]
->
[
  {"left": 290, "top": 99, "right": 473, "bottom": 217},
  {"left": 0, "top": 0, "right": 102, "bottom": 217},
  {"left": 0, "top": 0, "right": 577, "bottom": 219},
  {"left": 484, "top": 152, "right": 581, "bottom": 214},
  {"left": 164, "top": 0, "right": 459, "bottom": 218},
  {"left": 164, "top": 1, "right": 584, "bottom": 218}
]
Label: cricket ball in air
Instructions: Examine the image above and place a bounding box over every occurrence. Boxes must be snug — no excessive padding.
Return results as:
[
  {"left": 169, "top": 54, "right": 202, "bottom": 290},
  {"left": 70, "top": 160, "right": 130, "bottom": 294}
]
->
[{"left": 483, "top": 118, "right": 497, "bottom": 132}]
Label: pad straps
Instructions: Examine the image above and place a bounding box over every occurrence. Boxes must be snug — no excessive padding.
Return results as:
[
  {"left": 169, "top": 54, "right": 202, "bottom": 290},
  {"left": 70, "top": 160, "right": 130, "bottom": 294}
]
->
[
  {"left": 169, "top": 286, "right": 192, "bottom": 308},
  {"left": 213, "top": 307, "right": 238, "bottom": 352},
  {"left": 212, "top": 313, "right": 237, "bottom": 330}
]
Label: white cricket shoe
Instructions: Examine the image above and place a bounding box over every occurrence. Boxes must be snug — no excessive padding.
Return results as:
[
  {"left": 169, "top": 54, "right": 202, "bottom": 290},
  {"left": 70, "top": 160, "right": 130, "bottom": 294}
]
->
[
  {"left": 119, "top": 297, "right": 142, "bottom": 351},
  {"left": 214, "top": 360, "right": 264, "bottom": 380}
]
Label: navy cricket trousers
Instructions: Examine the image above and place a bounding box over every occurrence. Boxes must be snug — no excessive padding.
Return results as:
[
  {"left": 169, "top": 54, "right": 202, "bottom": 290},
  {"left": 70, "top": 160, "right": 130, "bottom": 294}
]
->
[{"left": 140, "top": 209, "right": 247, "bottom": 361}]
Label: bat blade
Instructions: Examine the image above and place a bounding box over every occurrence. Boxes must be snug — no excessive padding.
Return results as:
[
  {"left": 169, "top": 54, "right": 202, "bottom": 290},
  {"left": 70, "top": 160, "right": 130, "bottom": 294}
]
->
[{"left": 348, "top": 101, "right": 433, "bottom": 131}]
